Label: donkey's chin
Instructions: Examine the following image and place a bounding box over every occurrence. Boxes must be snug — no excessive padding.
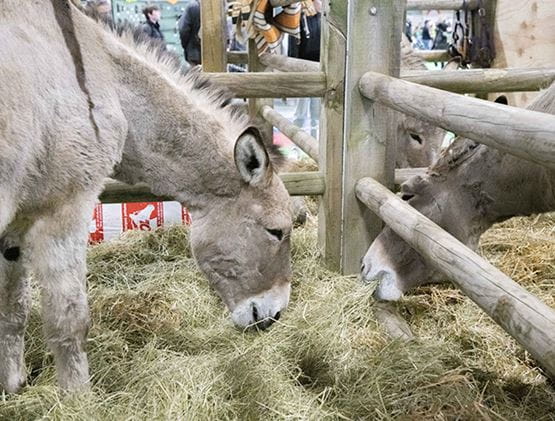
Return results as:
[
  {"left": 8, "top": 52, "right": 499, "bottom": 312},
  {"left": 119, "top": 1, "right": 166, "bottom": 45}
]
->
[{"left": 230, "top": 282, "right": 291, "bottom": 330}]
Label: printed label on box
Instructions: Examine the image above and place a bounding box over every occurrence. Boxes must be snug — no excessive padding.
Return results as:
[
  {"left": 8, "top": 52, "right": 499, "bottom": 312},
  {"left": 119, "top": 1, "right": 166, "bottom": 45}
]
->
[{"left": 122, "top": 202, "right": 164, "bottom": 232}]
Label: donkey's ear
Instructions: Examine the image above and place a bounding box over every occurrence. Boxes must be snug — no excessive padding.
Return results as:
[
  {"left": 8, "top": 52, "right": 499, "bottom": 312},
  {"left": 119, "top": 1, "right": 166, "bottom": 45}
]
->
[{"left": 234, "top": 127, "right": 272, "bottom": 186}]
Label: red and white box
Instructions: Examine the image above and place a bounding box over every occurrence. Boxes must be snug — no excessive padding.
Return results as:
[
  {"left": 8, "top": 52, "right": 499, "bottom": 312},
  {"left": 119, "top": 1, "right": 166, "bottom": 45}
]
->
[{"left": 89, "top": 201, "right": 192, "bottom": 244}]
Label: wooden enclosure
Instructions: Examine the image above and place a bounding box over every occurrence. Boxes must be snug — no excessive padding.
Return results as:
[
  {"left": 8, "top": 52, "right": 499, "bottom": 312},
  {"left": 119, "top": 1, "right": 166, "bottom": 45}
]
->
[{"left": 101, "top": 0, "right": 555, "bottom": 379}]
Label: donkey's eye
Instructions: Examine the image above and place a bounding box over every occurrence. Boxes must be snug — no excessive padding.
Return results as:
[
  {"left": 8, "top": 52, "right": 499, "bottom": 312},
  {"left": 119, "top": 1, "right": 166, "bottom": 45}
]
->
[
  {"left": 266, "top": 228, "right": 283, "bottom": 241},
  {"left": 410, "top": 133, "right": 423, "bottom": 144}
]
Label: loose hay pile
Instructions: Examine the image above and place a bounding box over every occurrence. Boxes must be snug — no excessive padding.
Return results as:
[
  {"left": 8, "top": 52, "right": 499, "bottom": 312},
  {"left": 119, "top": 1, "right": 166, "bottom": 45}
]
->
[{"left": 1, "top": 214, "right": 554, "bottom": 420}]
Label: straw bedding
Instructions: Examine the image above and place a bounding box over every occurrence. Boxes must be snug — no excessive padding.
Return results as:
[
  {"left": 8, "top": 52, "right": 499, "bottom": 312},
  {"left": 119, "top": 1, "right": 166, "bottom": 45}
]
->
[{"left": 1, "top": 213, "right": 554, "bottom": 420}]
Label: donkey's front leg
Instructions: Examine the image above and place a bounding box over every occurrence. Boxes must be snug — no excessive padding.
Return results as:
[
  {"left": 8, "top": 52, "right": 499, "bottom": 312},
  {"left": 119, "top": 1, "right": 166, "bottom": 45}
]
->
[
  {"left": 27, "top": 202, "right": 92, "bottom": 392},
  {"left": 0, "top": 237, "right": 31, "bottom": 394}
]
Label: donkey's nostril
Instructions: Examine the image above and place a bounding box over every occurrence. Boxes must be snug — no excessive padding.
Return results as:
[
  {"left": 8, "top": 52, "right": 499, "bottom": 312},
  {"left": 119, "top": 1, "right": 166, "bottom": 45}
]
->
[
  {"left": 256, "top": 318, "right": 275, "bottom": 331},
  {"left": 361, "top": 263, "right": 366, "bottom": 274},
  {"left": 252, "top": 303, "right": 259, "bottom": 321},
  {"left": 273, "top": 311, "right": 281, "bottom": 321}
]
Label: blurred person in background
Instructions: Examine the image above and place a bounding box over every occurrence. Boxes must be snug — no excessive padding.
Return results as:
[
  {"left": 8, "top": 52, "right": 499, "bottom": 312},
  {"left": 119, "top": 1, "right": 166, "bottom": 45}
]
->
[
  {"left": 421, "top": 19, "right": 432, "bottom": 49},
  {"left": 179, "top": 0, "right": 201, "bottom": 66},
  {"left": 141, "top": 4, "right": 165, "bottom": 43},
  {"left": 288, "top": 0, "right": 322, "bottom": 137}
]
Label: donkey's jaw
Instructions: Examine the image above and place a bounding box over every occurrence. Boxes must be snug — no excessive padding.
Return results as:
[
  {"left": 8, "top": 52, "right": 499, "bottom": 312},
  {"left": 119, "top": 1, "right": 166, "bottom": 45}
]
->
[{"left": 230, "top": 282, "right": 291, "bottom": 329}]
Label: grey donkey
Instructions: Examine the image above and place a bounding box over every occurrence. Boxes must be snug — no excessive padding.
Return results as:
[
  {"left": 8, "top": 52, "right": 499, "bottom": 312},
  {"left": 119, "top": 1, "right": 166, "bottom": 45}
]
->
[
  {"left": 0, "top": 0, "right": 293, "bottom": 393},
  {"left": 362, "top": 84, "right": 555, "bottom": 300}
]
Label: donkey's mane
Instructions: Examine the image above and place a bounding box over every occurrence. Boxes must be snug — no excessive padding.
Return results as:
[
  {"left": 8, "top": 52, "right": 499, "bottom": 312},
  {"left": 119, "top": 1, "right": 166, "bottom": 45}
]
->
[
  {"left": 428, "top": 137, "right": 480, "bottom": 175},
  {"left": 429, "top": 82, "right": 555, "bottom": 176},
  {"left": 77, "top": 2, "right": 285, "bottom": 169}
]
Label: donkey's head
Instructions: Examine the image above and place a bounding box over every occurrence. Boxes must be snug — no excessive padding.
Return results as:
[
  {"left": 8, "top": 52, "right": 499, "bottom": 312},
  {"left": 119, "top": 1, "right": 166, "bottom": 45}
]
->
[
  {"left": 189, "top": 128, "right": 293, "bottom": 330},
  {"left": 396, "top": 115, "right": 445, "bottom": 168},
  {"left": 362, "top": 130, "right": 500, "bottom": 299}
]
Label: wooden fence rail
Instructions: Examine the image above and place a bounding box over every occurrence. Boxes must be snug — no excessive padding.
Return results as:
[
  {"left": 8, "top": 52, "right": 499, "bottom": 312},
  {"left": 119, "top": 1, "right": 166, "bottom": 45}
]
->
[
  {"left": 100, "top": 172, "right": 325, "bottom": 203},
  {"left": 257, "top": 106, "right": 426, "bottom": 183},
  {"left": 100, "top": 168, "right": 424, "bottom": 204},
  {"left": 259, "top": 54, "right": 320, "bottom": 73},
  {"left": 259, "top": 106, "right": 319, "bottom": 162},
  {"left": 406, "top": 0, "right": 478, "bottom": 10},
  {"left": 204, "top": 72, "right": 326, "bottom": 98},
  {"left": 356, "top": 176, "right": 555, "bottom": 380},
  {"left": 359, "top": 71, "right": 555, "bottom": 170},
  {"left": 205, "top": 68, "right": 554, "bottom": 98},
  {"left": 404, "top": 67, "right": 555, "bottom": 93},
  {"left": 257, "top": 57, "right": 555, "bottom": 94},
  {"left": 226, "top": 50, "right": 450, "bottom": 65}
]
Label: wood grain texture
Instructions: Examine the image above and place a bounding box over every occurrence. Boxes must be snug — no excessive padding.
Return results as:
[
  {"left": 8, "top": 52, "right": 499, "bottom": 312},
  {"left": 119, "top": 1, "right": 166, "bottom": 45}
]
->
[
  {"left": 339, "top": 0, "right": 403, "bottom": 274},
  {"left": 492, "top": 0, "right": 555, "bottom": 106},
  {"left": 360, "top": 72, "right": 555, "bottom": 170},
  {"left": 204, "top": 72, "right": 326, "bottom": 98},
  {"left": 200, "top": 0, "right": 226, "bottom": 72},
  {"left": 227, "top": 51, "right": 248, "bottom": 65},
  {"left": 407, "top": 0, "right": 478, "bottom": 10},
  {"left": 318, "top": 0, "right": 347, "bottom": 271},
  {"left": 100, "top": 172, "right": 325, "bottom": 203},
  {"left": 403, "top": 67, "right": 555, "bottom": 93},
  {"left": 259, "top": 106, "right": 319, "bottom": 162},
  {"left": 356, "top": 176, "right": 555, "bottom": 380},
  {"left": 259, "top": 54, "right": 320, "bottom": 73},
  {"left": 414, "top": 49, "right": 450, "bottom": 62}
]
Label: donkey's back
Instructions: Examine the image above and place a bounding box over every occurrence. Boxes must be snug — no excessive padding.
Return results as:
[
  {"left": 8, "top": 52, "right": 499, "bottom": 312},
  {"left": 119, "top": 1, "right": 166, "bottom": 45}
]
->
[{"left": 0, "top": 1, "right": 126, "bottom": 226}]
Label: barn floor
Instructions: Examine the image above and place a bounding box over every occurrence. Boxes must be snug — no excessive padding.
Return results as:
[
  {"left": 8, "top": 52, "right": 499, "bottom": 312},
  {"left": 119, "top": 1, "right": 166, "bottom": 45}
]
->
[{"left": 1, "top": 213, "right": 554, "bottom": 420}]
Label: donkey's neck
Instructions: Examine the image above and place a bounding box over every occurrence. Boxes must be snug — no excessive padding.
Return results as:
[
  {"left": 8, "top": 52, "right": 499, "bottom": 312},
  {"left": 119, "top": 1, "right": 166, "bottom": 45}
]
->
[
  {"left": 444, "top": 142, "right": 555, "bottom": 238},
  {"left": 107, "top": 44, "right": 244, "bottom": 209}
]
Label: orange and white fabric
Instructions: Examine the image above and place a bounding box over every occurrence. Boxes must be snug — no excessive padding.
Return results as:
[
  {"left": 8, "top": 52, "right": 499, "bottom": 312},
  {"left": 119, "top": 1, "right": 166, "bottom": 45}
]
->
[{"left": 252, "top": 0, "right": 301, "bottom": 54}]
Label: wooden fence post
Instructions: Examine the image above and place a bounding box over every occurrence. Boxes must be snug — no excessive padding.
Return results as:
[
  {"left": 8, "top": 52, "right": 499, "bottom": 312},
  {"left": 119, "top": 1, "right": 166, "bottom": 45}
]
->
[
  {"left": 200, "top": 0, "right": 227, "bottom": 72},
  {"left": 319, "top": 0, "right": 404, "bottom": 274}
]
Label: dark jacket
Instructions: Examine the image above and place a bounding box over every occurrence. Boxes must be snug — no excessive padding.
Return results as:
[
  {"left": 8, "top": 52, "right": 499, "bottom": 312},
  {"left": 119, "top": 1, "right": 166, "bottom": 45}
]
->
[
  {"left": 422, "top": 24, "right": 431, "bottom": 41},
  {"left": 432, "top": 22, "right": 449, "bottom": 50},
  {"left": 178, "top": 0, "right": 201, "bottom": 65},
  {"left": 141, "top": 20, "right": 165, "bottom": 42},
  {"left": 288, "top": 13, "right": 321, "bottom": 62}
]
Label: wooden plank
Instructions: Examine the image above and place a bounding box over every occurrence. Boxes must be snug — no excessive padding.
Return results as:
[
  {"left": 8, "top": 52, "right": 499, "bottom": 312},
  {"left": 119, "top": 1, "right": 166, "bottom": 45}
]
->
[
  {"left": 100, "top": 172, "right": 325, "bottom": 203},
  {"left": 280, "top": 172, "right": 325, "bottom": 196},
  {"left": 227, "top": 51, "right": 248, "bottom": 65},
  {"left": 259, "top": 106, "right": 319, "bottom": 162},
  {"left": 402, "top": 68, "right": 555, "bottom": 93},
  {"left": 206, "top": 67, "right": 554, "bottom": 97},
  {"left": 356, "top": 176, "right": 555, "bottom": 380},
  {"left": 407, "top": 0, "right": 478, "bottom": 10},
  {"left": 339, "top": 0, "right": 404, "bottom": 274},
  {"left": 204, "top": 72, "right": 327, "bottom": 98},
  {"left": 414, "top": 49, "right": 450, "bottom": 62},
  {"left": 359, "top": 72, "right": 555, "bottom": 170},
  {"left": 492, "top": 0, "right": 555, "bottom": 107},
  {"left": 200, "top": 0, "right": 226, "bottom": 72},
  {"left": 318, "top": 0, "right": 347, "bottom": 271},
  {"left": 259, "top": 54, "right": 320, "bottom": 73}
]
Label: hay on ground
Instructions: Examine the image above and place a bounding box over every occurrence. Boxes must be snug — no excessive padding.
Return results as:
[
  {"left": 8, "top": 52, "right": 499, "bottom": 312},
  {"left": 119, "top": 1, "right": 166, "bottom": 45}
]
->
[{"left": 1, "top": 214, "right": 554, "bottom": 420}]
